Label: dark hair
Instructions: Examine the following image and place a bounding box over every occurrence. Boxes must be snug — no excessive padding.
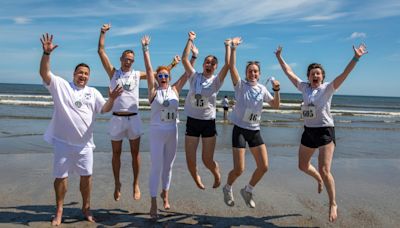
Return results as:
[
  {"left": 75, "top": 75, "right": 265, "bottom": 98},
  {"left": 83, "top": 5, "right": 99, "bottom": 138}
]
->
[
  {"left": 74, "top": 63, "right": 90, "bottom": 72},
  {"left": 122, "top": 49, "right": 135, "bottom": 57},
  {"left": 246, "top": 61, "right": 261, "bottom": 73},
  {"left": 307, "top": 63, "right": 325, "bottom": 81},
  {"left": 204, "top": 55, "right": 218, "bottom": 64}
]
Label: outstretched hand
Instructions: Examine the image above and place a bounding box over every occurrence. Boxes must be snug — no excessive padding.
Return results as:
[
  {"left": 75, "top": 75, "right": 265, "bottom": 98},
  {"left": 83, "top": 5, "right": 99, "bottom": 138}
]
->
[
  {"left": 231, "top": 37, "right": 242, "bottom": 47},
  {"left": 109, "top": 84, "right": 123, "bottom": 100},
  {"left": 353, "top": 43, "right": 368, "bottom": 58},
  {"left": 274, "top": 46, "right": 283, "bottom": 57},
  {"left": 141, "top": 35, "right": 151, "bottom": 46},
  {"left": 188, "top": 31, "right": 196, "bottom": 41},
  {"left": 40, "top": 33, "right": 58, "bottom": 54},
  {"left": 101, "top": 23, "right": 111, "bottom": 33}
]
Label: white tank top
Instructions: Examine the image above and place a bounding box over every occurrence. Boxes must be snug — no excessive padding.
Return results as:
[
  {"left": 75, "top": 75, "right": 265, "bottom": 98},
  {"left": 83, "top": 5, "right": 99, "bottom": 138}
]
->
[
  {"left": 110, "top": 69, "right": 141, "bottom": 113},
  {"left": 150, "top": 86, "right": 179, "bottom": 129},
  {"left": 229, "top": 80, "right": 273, "bottom": 130},
  {"left": 184, "top": 71, "right": 222, "bottom": 120}
]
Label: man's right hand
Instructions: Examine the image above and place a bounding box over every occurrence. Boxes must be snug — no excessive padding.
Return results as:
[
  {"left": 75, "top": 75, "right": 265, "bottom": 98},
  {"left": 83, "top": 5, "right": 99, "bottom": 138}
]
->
[
  {"left": 40, "top": 33, "right": 58, "bottom": 54},
  {"left": 101, "top": 23, "right": 111, "bottom": 33}
]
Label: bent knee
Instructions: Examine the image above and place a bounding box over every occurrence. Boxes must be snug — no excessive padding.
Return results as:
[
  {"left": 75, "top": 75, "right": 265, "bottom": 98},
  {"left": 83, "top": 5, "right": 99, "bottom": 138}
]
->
[
  {"left": 298, "top": 163, "right": 309, "bottom": 172},
  {"left": 318, "top": 166, "right": 331, "bottom": 177},
  {"left": 258, "top": 164, "right": 268, "bottom": 173}
]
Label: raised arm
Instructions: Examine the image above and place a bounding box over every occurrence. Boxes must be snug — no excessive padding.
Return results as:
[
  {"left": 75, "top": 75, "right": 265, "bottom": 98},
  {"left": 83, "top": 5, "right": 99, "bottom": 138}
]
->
[
  {"left": 268, "top": 79, "right": 281, "bottom": 109},
  {"left": 229, "top": 37, "right": 241, "bottom": 86},
  {"left": 182, "top": 31, "right": 196, "bottom": 75},
  {"left": 173, "top": 45, "right": 198, "bottom": 94},
  {"left": 141, "top": 35, "right": 156, "bottom": 102},
  {"left": 217, "top": 38, "right": 232, "bottom": 82},
  {"left": 97, "top": 23, "right": 115, "bottom": 79},
  {"left": 39, "top": 33, "right": 58, "bottom": 85},
  {"left": 333, "top": 43, "right": 368, "bottom": 90},
  {"left": 275, "top": 46, "right": 301, "bottom": 88},
  {"left": 101, "top": 85, "right": 123, "bottom": 113}
]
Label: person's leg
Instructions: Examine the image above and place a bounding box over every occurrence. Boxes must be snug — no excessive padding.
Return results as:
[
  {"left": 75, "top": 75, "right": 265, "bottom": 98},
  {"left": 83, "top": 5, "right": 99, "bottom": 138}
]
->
[
  {"left": 129, "top": 137, "right": 141, "bottom": 200},
  {"left": 161, "top": 128, "right": 177, "bottom": 210},
  {"left": 201, "top": 136, "right": 221, "bottom": 188},
  {"left": 298, "top": 144, "right": 324, "bottom": 193},
  {"left": 185, "top": 135, "right": 204, "bottom": 189},
  {"left": 248, "top": 144, "right": 269, "bottom": 187},
  {"left": 52, "top": 177, "right": 67, "bottom": 226},
  {"left": 149, "top": 127, "right": 163, "bottom": 217},
  {"left": 226, "top": 148, "right": 246, "bottom": 186},
  {"left": 318, "top": 142, "right": 337, "bottom": 222},
  {"left": 80, "top": 175, "right": 95, "bottom": 222},
  {"left": 111, "top": 140, "right": 123, "bottom": 201}
]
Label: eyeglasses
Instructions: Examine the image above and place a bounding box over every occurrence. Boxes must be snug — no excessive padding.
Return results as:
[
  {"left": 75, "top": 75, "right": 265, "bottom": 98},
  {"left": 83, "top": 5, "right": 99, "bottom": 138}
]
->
[{"left": 158, "top": 73, "right": 169, "bottom": 79}]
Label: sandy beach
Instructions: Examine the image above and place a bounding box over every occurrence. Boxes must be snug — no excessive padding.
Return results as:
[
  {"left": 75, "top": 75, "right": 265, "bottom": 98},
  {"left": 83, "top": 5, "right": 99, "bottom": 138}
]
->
[{"left": 1, "top": 151, "right": 399, "bottom": 228}]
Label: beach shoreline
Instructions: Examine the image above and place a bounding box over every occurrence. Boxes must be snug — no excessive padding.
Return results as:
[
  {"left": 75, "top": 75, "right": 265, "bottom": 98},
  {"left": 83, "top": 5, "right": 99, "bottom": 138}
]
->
[{"left": 1, "top": 152, "right": 399, "bottom": 227}]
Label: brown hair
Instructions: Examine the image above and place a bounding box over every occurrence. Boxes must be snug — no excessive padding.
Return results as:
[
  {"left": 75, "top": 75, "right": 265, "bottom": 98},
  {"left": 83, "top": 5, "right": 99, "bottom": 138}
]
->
[
  {"left": 307, "top": 63, "right": 325, "bottom": 81},
  {"left": 122, "top": 49, "right": 135, "bottom": 57},
  {"left": 204, "top": 55, "right": 218, "bottom": 64},
  {"left": 156, "top": 66, "right": 171, "bottom": 75},
  {"left": 246, "top": 61, "right": 261, "bottom": 73}
]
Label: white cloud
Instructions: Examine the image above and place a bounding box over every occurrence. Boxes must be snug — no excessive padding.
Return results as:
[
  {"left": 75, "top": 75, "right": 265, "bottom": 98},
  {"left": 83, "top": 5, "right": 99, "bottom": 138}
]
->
[
  {"left": 13, "top": 17, "right": 31, "bottom": 24},
  {"left": 348, "top": 32, "right": 367, "bottom": 40}
]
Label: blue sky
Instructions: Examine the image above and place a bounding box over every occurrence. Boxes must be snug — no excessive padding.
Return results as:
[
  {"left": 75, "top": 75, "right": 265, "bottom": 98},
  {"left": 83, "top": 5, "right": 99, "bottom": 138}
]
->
[{"left": 1, "top": 0, "right": 399, "bottom": 97}]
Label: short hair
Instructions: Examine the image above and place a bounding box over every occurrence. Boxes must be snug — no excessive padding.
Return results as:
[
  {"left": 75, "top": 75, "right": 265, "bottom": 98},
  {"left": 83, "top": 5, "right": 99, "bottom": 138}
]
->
[
  {"left": 204, "top": 55, "right": 218, "bottom": 64},
  {"left": 156, "top": 66, "right": 171, "bottom": 75},
  {"left": 307, "top": 63, "right": 325, "bottom": 80},
  {"left": 74, "top": 63, "right": 90, "bottom": 72},
  {"left": 122, "top": 49, "right": 135, "bottom": 57}
]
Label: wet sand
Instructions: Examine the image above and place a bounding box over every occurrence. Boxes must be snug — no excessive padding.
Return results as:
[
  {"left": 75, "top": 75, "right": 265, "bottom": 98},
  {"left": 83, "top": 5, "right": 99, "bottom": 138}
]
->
[{"left": 0, "top": 152, "right": 399, "bottom": 227}]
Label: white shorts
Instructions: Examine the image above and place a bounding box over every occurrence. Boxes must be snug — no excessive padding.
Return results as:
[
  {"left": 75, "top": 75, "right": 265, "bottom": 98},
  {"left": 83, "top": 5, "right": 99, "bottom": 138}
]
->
[
  {"left": 109, "top": 114, "right": 143, "bottom": 141},
  {"left": 53, "top": 140, "right": 93, "bottom": 178}
]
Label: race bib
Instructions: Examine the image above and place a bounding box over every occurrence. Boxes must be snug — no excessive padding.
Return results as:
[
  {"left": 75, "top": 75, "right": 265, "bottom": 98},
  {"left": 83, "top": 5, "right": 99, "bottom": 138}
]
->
[
  {"left": 301, "top": 106, "right": 316, "bottom": 119},
  {"left": 161, "top": 109, "right": 177, "bottom": 122},
  {"left": 243, "top": 108, "right": 261, "bottom": 124},
  {"left": 190, "top": 95, "right": 209, "bottom": 109}
]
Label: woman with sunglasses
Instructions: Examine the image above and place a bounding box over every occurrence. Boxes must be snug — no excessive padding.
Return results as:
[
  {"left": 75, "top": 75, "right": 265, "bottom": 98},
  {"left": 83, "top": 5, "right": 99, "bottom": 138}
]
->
[
  {"left": 182, "top": 31, "right": 231, "bottom": 190},
  {"left": 222, "top": 38, "right": 280, "bottom": 209},
  {"left": 274, "top": 44, "right": 367, "bottom": 222},
  {"left": 141, "top": 35, "right": 198, "bottom": 219}
]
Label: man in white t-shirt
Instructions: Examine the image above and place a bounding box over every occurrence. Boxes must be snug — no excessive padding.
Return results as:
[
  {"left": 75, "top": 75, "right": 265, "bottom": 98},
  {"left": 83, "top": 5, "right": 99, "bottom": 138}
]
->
[{"left": 40, "top": 33, "right": 122, "bottom": 226}]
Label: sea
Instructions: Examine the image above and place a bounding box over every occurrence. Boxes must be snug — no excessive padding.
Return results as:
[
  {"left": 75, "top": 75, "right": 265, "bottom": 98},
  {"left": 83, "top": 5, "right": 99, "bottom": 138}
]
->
[{"left": 1, "top": 83, "right": 399, "bottom": 159}]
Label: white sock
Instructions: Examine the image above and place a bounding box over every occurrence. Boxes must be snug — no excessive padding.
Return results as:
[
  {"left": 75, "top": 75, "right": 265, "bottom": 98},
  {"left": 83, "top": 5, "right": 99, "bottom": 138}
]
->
[
  {"left": 245, "top": 184, "right": 254, "bottom": 193},
  {"left": 225, "top": 184, "right": 232, "bottom": 192}
]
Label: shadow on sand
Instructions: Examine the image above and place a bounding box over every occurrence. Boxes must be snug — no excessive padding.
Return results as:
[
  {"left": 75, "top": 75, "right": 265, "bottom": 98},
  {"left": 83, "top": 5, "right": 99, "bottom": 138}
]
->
[{"left": 0, "top": 203, "right": 316, "bottom": 227}]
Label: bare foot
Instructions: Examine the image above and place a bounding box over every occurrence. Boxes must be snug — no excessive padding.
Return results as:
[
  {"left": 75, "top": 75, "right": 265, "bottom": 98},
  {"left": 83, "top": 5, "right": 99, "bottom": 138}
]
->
[
  {"left": 82, "top": 209, "right": 95, "bottom": 223},
  {"left": 160, "top": 191, "right": 170, "bottom": 210},
  {"left": 51, "top": 207, "right": 62, "bottom": 226},
  {"left": 329, "top": 204, "right": 338, "bottom": 222},
  {"left": 194, "top": 175, "right": 205, "bottom": 190},
  {"left": 133, "top": 185, "right": 141, "bottom": 200},
  {"left": 212, "top": 162, "right": 221, "bottom": 188},
  {"left": 114, "top": 183, "right": 121, "bottom": 201},
  {"left": 318, "top": 180, "right": 323, "bottom": 194}
]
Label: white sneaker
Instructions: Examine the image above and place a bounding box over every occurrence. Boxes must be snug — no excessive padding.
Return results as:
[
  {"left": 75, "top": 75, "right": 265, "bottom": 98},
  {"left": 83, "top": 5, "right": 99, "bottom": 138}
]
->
[
  {"left": 223, "top": 187, "right": 235, "bottom": 207},
  {"left": 240, "top": 188, "right": 255, "bottom": 208}
]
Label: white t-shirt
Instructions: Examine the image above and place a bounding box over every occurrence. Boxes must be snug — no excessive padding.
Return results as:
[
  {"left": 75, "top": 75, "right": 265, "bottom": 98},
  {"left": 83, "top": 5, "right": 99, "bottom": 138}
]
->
[
  {"left": 229, "top": 80, "right": 273, "bottom": 130},
  {"left": 297, "top": 81, "right": 336, "bottom": 127},
  {"left": 44, "top": 73, "right": 106, "bottom": 148},
  {"left": 184, "top": 71, "right": 222, "bottom": 120},
  {"left": 110, "top": 69, "right": 141, "bottom": 113},
  {"left": 222, "top": 98, "right": 229, "bottom": 108},
  {"left": 150, "top": 86, "right": 179, "bottom": 129}
]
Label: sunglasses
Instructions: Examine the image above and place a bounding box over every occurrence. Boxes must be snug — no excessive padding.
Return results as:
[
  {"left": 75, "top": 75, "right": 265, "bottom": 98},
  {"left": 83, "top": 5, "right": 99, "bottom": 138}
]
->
[
  {"left": 158, "top": 73, "right": 169, "bottom": 79},
  {"left": 246, "top": 61, "right": 260, "bottom": 66}
]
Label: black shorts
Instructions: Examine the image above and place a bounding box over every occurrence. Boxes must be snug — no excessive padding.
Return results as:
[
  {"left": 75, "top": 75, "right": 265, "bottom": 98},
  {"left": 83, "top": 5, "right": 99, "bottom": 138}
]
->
[
  {"left": 185, "top": 116, "right": 217, "bottom": 138},
  {"left": 301, "top": 126, "right": 336, "bottom": 148},
  {"left": 223, "top": 107, "right": 229, "bottom": 111},
  {"left": 232, "top": 125, "right": 264, "bottom": 148}
]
